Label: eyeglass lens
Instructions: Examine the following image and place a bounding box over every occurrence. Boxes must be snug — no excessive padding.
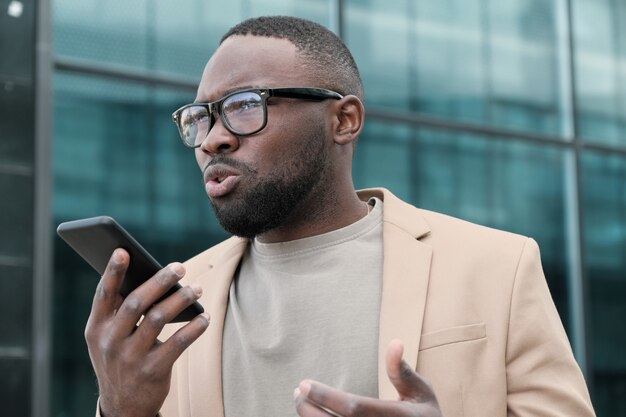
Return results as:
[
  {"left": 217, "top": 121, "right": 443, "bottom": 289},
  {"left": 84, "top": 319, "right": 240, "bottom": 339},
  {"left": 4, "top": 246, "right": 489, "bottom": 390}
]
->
[{"left": 179, "top": 91, "right": 265, "bottom": 146}]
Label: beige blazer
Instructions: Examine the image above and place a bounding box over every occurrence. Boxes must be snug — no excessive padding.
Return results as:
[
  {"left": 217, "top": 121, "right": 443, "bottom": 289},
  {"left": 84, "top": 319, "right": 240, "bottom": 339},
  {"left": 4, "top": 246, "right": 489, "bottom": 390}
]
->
[{"left": 146, "top": 188, "right": 594, "bottom": 416}]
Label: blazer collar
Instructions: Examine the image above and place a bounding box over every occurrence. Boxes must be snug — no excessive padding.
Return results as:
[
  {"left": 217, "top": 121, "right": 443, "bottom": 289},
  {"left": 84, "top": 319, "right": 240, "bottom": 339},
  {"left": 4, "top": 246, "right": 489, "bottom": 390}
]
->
[{"left": 357, "top": 188, "right": 430, "bottom": 240}]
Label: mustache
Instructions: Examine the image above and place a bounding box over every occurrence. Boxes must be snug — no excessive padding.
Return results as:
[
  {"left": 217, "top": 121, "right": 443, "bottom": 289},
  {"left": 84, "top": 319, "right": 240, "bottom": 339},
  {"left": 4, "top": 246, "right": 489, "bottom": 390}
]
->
[{"left": 202, "top": 156, "right": 258, "bottom": 177}]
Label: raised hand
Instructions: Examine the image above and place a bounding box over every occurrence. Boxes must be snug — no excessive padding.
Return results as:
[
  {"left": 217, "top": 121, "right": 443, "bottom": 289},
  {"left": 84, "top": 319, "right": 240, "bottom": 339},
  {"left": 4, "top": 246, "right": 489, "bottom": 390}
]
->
[
  {"left": 294, "top": 339, "right": 442, "bottom": 417},
  {"left": 85, "top": 248, "right": 210, "bottom": 417}
]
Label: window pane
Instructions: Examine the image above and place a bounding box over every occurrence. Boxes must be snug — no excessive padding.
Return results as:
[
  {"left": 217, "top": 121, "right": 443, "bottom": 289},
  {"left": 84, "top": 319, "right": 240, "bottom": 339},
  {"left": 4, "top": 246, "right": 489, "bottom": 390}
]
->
[
  {"left": 54, "top": 0, "right": 153, "bottom": 69},
  {"left": 582, "top": 152, "right": 626, "bottom": 414},
  {"left": 0, "top": 357, "right": 31, "bottom": 417},
  {"left": 0, "top": 173, "right": 33, "bottom": 258},
  {"left": 355, "top": 120, "right": 571, "bottom": 329},
  {"left": 54, "top": 0, "right": 332, "bottom": 78},
  {"left": 0, "top": 266, "right": 33, "bottom": 348},
  {"left": 245, "top": 0, "right": 333, "bottom": 28},
  {"left": 345, "top": 0, "right": 565, "bottom": 136},
  {"left": 573, "top": 0, "right": 626, "bottom": 146}
]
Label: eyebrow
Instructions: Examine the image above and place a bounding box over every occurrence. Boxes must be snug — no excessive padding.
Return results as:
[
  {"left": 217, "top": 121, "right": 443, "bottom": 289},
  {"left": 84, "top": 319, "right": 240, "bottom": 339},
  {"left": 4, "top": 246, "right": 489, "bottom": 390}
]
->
[{"left": 194, "top": 85, "right": 260, "bottom": 104}]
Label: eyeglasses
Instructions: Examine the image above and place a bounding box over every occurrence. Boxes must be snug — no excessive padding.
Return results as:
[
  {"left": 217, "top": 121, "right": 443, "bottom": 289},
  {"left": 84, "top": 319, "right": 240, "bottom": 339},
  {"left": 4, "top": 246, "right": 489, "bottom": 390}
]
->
[{"left": 171, "top": 87, "right": 344, "bottom": 148}]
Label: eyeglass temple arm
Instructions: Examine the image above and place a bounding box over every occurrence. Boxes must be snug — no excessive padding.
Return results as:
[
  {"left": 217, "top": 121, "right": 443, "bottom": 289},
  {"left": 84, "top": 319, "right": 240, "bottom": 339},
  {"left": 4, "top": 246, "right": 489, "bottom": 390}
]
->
[{"left": 271, "top": 88, "right": 343, "bottom": 100}]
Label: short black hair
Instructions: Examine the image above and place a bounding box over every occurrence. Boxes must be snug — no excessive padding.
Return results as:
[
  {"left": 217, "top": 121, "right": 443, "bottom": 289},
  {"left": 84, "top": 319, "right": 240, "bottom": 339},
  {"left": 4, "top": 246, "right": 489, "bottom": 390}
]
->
[{"left": 221, "top": 16, "right": 364, "bottom": 101}]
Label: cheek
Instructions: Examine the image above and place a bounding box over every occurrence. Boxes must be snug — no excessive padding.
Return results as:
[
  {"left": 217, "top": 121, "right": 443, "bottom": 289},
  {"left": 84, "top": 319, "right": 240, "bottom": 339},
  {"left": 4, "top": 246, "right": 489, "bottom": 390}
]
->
[{"left": 239, "top": 139, "right": 277, "bottom": 175}]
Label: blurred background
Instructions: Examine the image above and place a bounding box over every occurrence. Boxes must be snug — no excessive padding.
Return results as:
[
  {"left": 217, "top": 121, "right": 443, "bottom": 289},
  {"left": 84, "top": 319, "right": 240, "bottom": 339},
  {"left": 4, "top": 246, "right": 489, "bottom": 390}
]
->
[{"left": 1, "top": 0, "right": 625, "bottom": 416}]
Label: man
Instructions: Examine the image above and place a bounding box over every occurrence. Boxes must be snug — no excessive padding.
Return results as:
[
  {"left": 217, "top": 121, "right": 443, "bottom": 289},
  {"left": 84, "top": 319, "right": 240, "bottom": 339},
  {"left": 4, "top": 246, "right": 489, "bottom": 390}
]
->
[{"left": 86, "top": 16, "right": 595, "bottom": 417}]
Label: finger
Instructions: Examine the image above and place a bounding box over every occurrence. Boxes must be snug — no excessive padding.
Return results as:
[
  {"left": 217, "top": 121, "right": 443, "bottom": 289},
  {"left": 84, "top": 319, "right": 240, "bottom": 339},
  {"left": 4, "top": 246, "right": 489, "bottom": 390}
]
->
[
  {"left": 89, "top": 248, "right": 129, "bottom": 323},
  {"left": 112, "top": 263, "right": 186, "bottom": 338},
  {"left": 300, "top": 380, "right": 396, "bottom": 417},
  {"left": 294, "top": 388, "right": 336, "bottom": 417},
  {"left": 386, "top": 339, "right": 436, "bottom": 402},
  {"left": 301, "top": 380, "right": 422, "bottom": 417},
  {"left": 155, "top": 312, "right": 210, "bottom": 367},
  {"left": 131, "top": 284, "right": 204, "bottom": 350}
]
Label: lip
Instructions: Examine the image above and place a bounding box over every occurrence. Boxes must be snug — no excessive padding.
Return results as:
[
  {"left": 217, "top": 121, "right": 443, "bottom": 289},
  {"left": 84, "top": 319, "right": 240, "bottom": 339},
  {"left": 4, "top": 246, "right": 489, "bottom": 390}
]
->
[{"left": 203, "top": 163, "right": 242, "bottom": 198}]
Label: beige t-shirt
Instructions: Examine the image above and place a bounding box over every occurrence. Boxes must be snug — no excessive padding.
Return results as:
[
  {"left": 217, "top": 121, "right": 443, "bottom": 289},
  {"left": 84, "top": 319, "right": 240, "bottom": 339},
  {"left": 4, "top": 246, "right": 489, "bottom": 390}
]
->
[{"left": 222, "top": 198, "right": 383, "bottom": 417}]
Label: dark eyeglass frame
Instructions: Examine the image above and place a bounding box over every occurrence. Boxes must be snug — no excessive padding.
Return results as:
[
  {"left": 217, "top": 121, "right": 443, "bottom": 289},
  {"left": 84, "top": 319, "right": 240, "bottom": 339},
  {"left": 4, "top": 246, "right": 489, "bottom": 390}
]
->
[{"left": 171, "top": 87, "right": 344, "bottom": 148}]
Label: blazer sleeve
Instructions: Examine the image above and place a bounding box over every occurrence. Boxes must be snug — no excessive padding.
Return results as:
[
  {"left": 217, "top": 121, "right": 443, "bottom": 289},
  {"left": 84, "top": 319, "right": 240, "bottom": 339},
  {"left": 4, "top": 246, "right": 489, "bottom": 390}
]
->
[{"left": 505, "top": 238, "right": 595, "bottom": 416}]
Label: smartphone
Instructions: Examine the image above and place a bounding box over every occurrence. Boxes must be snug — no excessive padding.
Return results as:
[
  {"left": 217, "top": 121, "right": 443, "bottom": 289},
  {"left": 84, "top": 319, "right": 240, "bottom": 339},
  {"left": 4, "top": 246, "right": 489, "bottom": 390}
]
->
[{"left": 57, "top": 216, "right": 204, "bottom": 323}]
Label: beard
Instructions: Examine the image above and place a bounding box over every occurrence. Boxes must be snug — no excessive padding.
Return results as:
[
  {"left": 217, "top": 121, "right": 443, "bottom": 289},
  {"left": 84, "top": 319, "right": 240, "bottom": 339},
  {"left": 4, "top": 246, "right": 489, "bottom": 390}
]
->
[{"left": 208, "top": 124, "right": 328, "bottom": 238}]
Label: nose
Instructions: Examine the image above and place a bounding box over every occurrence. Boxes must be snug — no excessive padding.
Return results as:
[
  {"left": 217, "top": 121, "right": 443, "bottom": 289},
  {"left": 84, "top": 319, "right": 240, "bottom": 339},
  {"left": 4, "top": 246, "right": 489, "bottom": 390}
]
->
[{"left": 198, "top": 115, "right": 240, "bottom": 155}]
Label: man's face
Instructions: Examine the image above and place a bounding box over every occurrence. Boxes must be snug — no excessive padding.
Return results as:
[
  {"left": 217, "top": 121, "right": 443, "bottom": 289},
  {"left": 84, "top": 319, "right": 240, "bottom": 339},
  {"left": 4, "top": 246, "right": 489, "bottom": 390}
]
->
[{"left": 195, "top": 36, "right": 331, "bottom": 238}]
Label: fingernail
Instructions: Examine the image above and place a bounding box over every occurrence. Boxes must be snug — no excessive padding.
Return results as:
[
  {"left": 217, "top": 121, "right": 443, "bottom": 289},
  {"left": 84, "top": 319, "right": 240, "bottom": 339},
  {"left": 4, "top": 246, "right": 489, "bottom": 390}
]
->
[
  {"left": 191, "top": 284, "right": 203, "bottom": 297},
  {"left": 113, "top": 248, "right": 125, "bottom": 262},
  {"left": 171, "top": 263, "right": 185, "bottom": 277},
  {"left": 299, "top": 381, "right": 311, "bottom": 396},
  {"left": 200, "top": 312, "right": 210, "bottom": 325},
  {"left": 293, "top": 387, "right": 301, "bottom": 399}
]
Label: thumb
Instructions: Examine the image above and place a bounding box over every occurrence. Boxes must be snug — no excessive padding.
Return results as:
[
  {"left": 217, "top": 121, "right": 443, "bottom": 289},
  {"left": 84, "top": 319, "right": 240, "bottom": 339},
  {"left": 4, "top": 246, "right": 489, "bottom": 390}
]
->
[{"left": 385, "top": 339, "right": 434, "bottom": 401}]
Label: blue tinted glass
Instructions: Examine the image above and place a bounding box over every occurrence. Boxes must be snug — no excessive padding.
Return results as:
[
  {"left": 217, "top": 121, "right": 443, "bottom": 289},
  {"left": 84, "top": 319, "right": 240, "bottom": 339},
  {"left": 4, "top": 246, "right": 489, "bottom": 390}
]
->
[
  {"left": 53, "top": 72, "right": 228, "bottom": 241},
  {"left": 54, "top": 0, "right": 333, "bottom": 77},
  {"left": 352, "top": 122, "right": 413, "bottom": 200},
  {"left": 345, "top": 0, "right": 565, "bottom": 136},
  {"left": 54, "top": 0, "right": 226, "bottom": 76},
  {"left": 582, "top": 152, "right": 626, "bottom": 414},
  {"left": 0, "top": 266, "right": 32, "bottom": 348},
  {"left": 0, "top": 173, "right": 33, "bottom": 258},
  {"left": 0, "top": 357, "right": 31, "bottom": 417},
  {"left": 573, "top": 0, "right": 626, "bottom": 146},
  {"left": 54, "top": 0, "right": 152, "bottom": 68},
  {"left": 245, "top": 0, "right": 333, "bottom": 28}
]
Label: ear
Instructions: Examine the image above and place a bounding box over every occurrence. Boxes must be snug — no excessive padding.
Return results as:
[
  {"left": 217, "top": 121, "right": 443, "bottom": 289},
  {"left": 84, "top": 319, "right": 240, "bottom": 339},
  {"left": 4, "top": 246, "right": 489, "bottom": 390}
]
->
[{"left": 330, "top": 95, "right": 365, "bottom": 146}]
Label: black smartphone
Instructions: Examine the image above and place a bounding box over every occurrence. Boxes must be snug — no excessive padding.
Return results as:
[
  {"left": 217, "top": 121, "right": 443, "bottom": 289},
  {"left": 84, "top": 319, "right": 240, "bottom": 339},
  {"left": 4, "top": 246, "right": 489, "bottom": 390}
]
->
[{"left": 57, "top": 216, "right": 204, "bottom": 323}]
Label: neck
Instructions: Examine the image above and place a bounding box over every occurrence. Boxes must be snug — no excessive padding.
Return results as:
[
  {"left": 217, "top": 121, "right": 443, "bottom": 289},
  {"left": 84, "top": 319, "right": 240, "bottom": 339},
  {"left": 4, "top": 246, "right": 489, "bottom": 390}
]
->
[{"left": 256, "top": 182, "right": 366, "bottom": 244}]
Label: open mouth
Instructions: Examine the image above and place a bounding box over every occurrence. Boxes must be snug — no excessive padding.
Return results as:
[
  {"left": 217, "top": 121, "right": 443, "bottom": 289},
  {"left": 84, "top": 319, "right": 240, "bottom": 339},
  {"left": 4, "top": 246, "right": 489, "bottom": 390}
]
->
[
  {"left": 203, "top": 164, "right": 242, "bottom": 198},
  {"left": 206, "top": 174, "right": 240, "bottom": 198}
]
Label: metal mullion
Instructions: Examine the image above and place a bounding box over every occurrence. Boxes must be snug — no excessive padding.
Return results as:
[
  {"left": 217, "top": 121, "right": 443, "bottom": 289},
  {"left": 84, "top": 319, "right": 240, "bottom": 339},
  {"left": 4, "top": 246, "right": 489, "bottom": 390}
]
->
[
  {"left": 581, "top": 142, "right": 626, "bottom": 157},
  {"left": 366, "top": 108, "right": 571, "bottom": 147},
  {"left": 560, "top": 0, "right": 589, "bottom": 379},
  {"left": 406, "top": 0, "right": 420, "bottom": 205},
  {"left": 33, "top": 0, "right": 54, "bottom": 415},
  {"left": 329, "top": 0, "right": 343, "bottom": 38},
  {"left": 366, "top": 108, "right": 626, "bottom": 157},
  {"left": 54, "top": 56, "right": 198, "bottom": 92}
]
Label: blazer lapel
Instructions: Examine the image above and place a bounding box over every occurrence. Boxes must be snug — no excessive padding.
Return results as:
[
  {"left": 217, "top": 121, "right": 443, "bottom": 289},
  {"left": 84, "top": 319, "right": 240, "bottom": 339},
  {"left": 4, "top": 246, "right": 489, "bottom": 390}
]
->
[
  {"left": 358, "top": 188, "right": 433, "bottom": 400},
  {"left": 377, "top": 224, "right": 432, "bottom": 399},
  {"left": 186, "top": 238, "right": 248, "bottom": 417}
]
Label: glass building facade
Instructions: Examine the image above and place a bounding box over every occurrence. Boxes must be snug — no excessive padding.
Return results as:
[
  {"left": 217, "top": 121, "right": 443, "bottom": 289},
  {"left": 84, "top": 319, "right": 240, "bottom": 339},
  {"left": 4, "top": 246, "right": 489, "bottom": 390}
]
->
[{"left": 0, "top": 0, "right": 624, "bottom": 416}]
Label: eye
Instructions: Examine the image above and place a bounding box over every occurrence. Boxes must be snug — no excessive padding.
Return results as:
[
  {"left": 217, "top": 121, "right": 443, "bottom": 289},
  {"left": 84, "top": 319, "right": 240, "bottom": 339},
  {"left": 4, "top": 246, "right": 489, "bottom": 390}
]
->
[
  {"left": 240, "top": 100, "right": 258, "bottom": 110},
  {"left": 233, "top": 98, "right": 260, "bottom": 112},
  {"left": 181, "top": 107, "right": 208, "bottom": 128},
  {"left": 223, "top": 92, "right": 263, "bottom": 114},
  {"left": 186, "top": 113, "right": 207, "bottom": 125}
]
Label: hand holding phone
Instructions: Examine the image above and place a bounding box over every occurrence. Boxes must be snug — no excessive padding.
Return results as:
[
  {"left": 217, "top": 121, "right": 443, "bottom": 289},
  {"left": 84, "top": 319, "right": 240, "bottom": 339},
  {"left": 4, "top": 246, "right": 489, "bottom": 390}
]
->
[
  {"left": 89, "top": 249, "right": 210, "bottom": 417},
  {"left": 57, "top": 217, "right": 210, "bottom": 417}
]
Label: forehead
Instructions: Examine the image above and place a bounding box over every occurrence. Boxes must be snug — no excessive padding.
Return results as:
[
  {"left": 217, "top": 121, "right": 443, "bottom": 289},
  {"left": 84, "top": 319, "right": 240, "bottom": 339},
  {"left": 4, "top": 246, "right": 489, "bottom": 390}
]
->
[{"left": 197, "top": 36, "right": 310, "bottom": 101}]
